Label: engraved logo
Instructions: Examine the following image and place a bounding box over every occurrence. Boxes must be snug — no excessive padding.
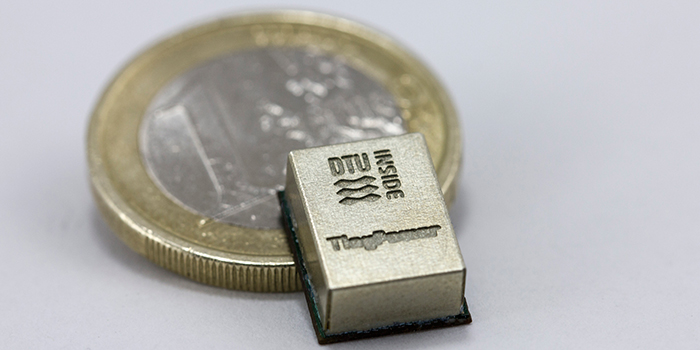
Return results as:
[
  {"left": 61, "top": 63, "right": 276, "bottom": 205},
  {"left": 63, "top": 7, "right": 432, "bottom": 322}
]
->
[
  {"left": 374, "top": 149, "right": 404, "bottom": 200},
  {"left": 326, "top": 225, "right": 441, "bottom": 251},
  {"left": 328, "top": 153, "right": 380, "bottom": 205},
  {"left": 333, "top": 176, "right": 380, "bottom": 205},
  {"left": 328, "top": 150, "right": 406, "bottom": 205},
  {"left": 328, "top": 154, "right": 371, "bottom": 176}
]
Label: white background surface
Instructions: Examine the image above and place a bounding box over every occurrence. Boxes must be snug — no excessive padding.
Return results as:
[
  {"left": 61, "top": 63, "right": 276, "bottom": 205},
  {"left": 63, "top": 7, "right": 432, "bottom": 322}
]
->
[{"left": 2, "top": 1, "right": 699, "bottom": 349}]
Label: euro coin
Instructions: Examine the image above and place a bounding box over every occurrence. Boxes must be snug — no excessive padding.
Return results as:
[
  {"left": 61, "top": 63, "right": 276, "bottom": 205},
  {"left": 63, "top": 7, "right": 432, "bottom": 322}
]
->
[{"left": 87, "top": 11, "right": 462, "bottom": 292}]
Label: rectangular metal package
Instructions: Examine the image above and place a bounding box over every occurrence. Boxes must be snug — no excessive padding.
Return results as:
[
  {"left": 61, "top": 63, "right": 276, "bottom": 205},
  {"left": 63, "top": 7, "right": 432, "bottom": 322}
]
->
[{"left": 280, "top": 133, "right": 470, "bottom": 343}]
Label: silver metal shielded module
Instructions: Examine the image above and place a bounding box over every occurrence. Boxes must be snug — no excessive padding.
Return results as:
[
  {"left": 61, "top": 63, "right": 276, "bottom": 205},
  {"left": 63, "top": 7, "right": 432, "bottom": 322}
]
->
[{"left": 279, "top": 133, "right": 470, "bottom": 343}]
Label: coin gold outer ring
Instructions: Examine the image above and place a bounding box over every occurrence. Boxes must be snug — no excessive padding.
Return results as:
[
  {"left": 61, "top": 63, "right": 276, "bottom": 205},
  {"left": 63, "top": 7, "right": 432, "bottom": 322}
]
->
[{"left": 87, "top": 11, "right": 462, "bottom": 292}]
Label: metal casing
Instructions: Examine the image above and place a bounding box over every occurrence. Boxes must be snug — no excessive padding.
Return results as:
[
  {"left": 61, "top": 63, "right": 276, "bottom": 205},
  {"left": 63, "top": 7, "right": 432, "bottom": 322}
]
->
[{"left": 284, "top": 133, "right": 466, "bottom": 334}]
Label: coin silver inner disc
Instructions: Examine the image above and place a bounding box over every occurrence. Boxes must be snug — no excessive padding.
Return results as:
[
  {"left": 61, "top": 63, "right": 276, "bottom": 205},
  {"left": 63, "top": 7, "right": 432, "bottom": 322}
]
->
[{"left": 140, "top": 48, "right": 405, "bottom": 229}]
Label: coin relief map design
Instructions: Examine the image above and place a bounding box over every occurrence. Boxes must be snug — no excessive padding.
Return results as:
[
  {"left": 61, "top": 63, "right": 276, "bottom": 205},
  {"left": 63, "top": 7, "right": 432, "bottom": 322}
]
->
[{"left": 140, "top": 48, "right": 406, "bottom": 229}]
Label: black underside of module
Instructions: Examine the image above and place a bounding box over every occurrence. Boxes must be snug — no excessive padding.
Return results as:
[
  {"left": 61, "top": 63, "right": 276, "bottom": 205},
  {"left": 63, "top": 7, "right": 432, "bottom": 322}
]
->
[{"left": 278, "top": 191, "right": 472, "bottom": 345}]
